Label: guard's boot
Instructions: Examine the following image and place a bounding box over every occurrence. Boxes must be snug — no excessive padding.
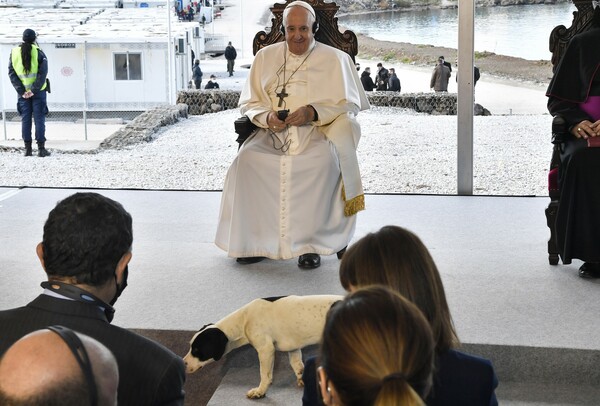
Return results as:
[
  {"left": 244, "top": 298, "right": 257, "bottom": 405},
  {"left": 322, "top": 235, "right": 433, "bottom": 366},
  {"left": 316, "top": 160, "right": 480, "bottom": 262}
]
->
[
  {"left": 24, "top": 141, "right": 32, "bottom": 157},
  {"left": 37, "top": 142, "right": 50, "bottom": 157}
]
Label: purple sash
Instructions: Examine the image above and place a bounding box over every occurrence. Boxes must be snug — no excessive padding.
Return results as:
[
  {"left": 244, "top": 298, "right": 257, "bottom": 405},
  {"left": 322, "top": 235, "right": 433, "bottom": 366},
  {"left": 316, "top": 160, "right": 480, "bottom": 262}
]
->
[{"left": 580, "top": 96, "right": 600, "bottom": 121}]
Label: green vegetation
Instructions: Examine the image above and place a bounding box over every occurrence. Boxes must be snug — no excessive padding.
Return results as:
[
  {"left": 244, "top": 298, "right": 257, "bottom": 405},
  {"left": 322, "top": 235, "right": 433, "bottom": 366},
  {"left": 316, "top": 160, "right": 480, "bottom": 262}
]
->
[
  {"left": 383, "top": 51, "right": 397, "bottom": 62},
  {"left": 475, "top": 51, "right": 495, "bottom": 59}
]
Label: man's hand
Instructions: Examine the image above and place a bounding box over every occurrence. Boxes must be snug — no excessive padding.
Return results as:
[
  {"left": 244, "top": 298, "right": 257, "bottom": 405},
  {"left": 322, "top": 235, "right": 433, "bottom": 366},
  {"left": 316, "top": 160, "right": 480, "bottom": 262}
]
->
[
  {"left": 284, "top": 105, "right": 315, "bottom": 127},
  {"left": 22, "top": 91, "right": 34, "bottom": 99},
  {"left": 267, "top": 111, "right": 286, "bottom": 132},
  {"left": 572, "top": 119, "right": 600, "bottom": 139}
]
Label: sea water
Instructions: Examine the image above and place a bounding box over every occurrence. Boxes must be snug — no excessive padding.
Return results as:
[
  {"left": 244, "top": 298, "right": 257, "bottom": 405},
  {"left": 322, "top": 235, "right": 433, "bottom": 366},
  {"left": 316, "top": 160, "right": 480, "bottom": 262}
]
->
[{"left": 338, "top": 3, "right": 576, "bottom": 60}]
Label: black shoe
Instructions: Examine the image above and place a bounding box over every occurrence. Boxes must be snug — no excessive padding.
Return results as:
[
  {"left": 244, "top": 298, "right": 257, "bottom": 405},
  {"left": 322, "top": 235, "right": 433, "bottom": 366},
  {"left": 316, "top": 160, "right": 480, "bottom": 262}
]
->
[
  {"left": 337, "top": 246, "right": 347, "bottom": 260},
  {"left": 579, "top": 263, "right": 600, "bottom": 279},
  {"left": 236, "top": 256, "right": 266, "bottom": 265},
  {"left": 37, "top": 148, "right": 50, "bottom": 157},
  {"left": 298, "top": 253, "right": 320, "bottom": 269},
  {"left": 37, "top": 143, "right": 50, "bottom": 157},
  {"left": 24, "top": 142, "right": 32, "bottom": 157}
]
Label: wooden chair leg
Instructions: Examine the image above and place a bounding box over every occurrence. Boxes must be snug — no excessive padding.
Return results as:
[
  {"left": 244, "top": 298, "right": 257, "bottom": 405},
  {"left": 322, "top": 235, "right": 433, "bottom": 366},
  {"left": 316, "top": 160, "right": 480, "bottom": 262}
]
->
[{"left": 545, "top": 200, "right": 560, "bottom": 265}]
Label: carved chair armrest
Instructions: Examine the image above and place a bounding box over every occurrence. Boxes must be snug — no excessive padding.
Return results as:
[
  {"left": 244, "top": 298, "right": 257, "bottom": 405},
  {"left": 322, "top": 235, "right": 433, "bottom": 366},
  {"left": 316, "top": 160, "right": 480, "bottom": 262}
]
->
[
  {"left": 551, "top": 114, "right": 569, "bottom": 145},
  {"left": 234, "top": 116, "right": 258, "bottom": 149}
]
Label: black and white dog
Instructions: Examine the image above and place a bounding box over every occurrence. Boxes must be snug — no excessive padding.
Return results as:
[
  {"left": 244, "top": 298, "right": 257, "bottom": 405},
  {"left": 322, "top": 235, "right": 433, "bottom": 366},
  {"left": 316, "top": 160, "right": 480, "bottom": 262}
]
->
[{"left": 183, "top": 294, "right": 343, "bottom": 399}]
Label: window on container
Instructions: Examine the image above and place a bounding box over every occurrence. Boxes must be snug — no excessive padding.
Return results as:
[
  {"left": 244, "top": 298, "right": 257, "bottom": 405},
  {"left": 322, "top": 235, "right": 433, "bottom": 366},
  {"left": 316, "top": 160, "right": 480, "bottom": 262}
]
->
[{"left": 114, "top": 53, "right": 142, "bottom": 80}]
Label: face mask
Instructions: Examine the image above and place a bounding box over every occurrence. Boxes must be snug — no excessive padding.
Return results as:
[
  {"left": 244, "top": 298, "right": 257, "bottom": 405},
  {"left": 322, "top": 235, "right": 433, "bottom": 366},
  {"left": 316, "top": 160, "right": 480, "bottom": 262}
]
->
[{"left": 109, "top": 266, "right": 128, "bottom": 306}]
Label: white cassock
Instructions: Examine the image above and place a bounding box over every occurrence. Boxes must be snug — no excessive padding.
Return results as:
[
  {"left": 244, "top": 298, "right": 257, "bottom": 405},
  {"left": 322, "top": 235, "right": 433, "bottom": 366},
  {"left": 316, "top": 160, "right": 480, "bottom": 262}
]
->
[{"left": 215, "top": 40, "right": 370, "bottom": 259}]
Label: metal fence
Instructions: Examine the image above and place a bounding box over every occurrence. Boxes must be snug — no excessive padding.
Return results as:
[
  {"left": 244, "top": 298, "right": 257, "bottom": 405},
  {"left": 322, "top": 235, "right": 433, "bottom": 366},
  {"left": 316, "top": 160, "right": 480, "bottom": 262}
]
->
[
  {"left": 176, "top": 90, "right": 461, "bottom": 116},
  {"left": 1, "top": 40, "right": 178, "bottom": 144},
  {"left": 1, "top": 109, "right": 144, "bottom": 145}
]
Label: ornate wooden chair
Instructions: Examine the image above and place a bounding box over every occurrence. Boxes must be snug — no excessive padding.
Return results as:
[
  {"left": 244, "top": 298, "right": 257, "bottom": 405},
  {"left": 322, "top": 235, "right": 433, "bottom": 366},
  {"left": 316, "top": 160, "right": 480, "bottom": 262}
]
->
[
  {"left": 234, "top": 0, "right": 358, "bottom": 147},
  {"left": 546, "top": 0, "right": 597, "bottom": 264}
]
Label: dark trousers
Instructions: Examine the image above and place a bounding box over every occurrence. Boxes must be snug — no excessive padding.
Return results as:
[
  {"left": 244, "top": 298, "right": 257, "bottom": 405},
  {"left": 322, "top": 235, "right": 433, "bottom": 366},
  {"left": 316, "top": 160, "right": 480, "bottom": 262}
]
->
[
  {"left": 227, "top": 59, "right": 235, "bottom": 74},
  {"left": 18, "top": 90, "right": 47, "bottom": 143}
]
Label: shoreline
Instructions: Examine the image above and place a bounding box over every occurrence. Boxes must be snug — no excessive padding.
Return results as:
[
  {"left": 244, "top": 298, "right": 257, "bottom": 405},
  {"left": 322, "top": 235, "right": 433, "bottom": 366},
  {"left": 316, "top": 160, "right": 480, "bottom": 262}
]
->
[
  {"left": 248, "top": 1, "right": 554, "bottom": 87},
  {"left": 354, "top": 33, "right": 553, "bottom": 87}
]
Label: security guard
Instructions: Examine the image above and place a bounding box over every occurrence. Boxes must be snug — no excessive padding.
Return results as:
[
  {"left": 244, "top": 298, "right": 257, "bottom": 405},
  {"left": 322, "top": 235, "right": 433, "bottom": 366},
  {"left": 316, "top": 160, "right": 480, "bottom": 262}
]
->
[{"left": 8, "top": 28, "right": 50, "bottom": 157}]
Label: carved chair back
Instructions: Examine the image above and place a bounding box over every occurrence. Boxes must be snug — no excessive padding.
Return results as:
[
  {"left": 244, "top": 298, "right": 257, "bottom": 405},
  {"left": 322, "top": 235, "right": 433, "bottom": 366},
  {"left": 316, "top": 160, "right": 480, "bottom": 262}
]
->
[{"left": 252, "top": 0, "right": 358, "bottom": 62}]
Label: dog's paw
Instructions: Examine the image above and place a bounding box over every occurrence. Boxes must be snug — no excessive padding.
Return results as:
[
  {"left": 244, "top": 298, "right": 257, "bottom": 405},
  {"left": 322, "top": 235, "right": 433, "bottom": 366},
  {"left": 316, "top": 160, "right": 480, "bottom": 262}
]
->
[
  {"left": 246, "top": 388, "right": 266, "bottom": 399},
  {"left": 297, "top": 377, "right": 304, "bottom": 387}
]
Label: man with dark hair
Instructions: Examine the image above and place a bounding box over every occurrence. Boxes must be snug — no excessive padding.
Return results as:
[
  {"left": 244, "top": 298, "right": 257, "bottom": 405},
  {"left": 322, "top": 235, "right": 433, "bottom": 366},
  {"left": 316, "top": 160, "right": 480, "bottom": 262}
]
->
[
  {"left": 0, "top": 328, "right": 119, "bottom": 406},
  {"left": 388, "top": 68, "right": 401, "bottom": 92},
  {"left": 204, "top": 74, "right": 220, "bottom": 89},
  {"left": 375, "top": 62, "right": 389, "bottom": 91},
  {"left": 430, "top": 57, "right": 451, "bottom": 92},
  {"left": 0, "top": 192, "right": 185, "bottom": 406},
  {"left": 360, "top": 67, "right": 376, "bottom": 91}
]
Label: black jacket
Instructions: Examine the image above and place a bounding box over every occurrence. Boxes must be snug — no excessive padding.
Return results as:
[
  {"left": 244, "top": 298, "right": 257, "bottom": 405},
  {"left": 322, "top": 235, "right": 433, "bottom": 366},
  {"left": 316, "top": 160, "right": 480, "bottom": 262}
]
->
[
  {"left": 225, "top": 45, "right": 237, "bottom": 61},
  {"left": 0, "top": 294, "right": 186, "bottom": 406},
  {"left": 360, "top": 70, "right": 376, "bottom": 91}
]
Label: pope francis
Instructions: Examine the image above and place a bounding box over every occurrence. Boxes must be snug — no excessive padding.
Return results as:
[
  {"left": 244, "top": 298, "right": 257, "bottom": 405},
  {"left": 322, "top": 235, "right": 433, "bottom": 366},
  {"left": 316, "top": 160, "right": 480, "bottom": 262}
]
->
[{"left": 215, "top": 0, "right": 369, "bottom": 269}]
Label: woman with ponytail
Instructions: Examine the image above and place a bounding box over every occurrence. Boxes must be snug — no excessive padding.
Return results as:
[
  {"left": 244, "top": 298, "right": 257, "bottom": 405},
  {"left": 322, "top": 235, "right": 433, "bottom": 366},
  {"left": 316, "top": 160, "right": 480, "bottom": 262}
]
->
[
  {"left": 546, "top": 3, "right": 600, "bottom": 279},
  {"left": 317, "top": 286, "right": 434, "bottom": 406},
  {"left": 8, "top": 28, "right": 50, "bottom": 157}
]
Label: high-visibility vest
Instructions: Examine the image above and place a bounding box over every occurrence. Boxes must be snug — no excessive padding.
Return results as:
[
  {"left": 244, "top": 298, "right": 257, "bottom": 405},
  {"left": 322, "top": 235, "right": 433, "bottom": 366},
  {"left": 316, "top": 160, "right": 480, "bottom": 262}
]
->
[{"left": 11, "top": 45, "right": 47, "bottom": 92}]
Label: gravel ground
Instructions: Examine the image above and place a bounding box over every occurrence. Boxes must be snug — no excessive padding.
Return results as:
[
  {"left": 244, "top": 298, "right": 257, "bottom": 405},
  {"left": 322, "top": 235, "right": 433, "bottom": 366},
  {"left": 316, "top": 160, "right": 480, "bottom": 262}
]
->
[{"left": 0, "top": 107, "right": 553, "bottom": 196}]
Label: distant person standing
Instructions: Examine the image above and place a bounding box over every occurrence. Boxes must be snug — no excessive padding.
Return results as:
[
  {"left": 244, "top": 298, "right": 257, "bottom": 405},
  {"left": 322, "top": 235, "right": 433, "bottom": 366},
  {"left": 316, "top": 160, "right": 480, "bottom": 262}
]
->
[
  {"left": 8, "top": 28, "right": 50, "bottom": 157},
  {"left": 375, "top": 62, "right": 389, "bottom": 91},
  {"left": 192, "top": 59, "right": 203, "bottom": 89},
  {"left": 388, "top": 67, "right": 401, "bottom": 92},
  {"left": 204, "top": 74, "right": 220, "bottom": 89},
  {"left": 430, "top": 57, "right": 451, "bottom": 92},
  {"left": 225, "top": 41, "right": 237, "bottom": 77},
  {"left": 360, "top": 67, "right": 376, "bottom": 91}
]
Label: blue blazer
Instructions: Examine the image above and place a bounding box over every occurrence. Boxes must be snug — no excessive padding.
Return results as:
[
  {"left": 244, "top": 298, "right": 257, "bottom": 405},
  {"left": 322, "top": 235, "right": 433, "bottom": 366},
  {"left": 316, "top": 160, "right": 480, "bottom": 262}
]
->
[
  {"left": 0, "top": 294, "right": 186, "bottom": 406},
  {"left": 302, "top": 349, "right": 498, "bottom": 406}
]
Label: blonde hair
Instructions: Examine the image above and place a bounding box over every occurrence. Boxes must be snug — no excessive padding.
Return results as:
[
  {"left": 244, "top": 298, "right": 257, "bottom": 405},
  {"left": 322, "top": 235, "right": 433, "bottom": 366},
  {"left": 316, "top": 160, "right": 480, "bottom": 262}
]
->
[
  {"left": 339, "top": 225, "right": 459, "bottom": 352},
  {"left": 320, "top": 286, "right": 434, "bottom": 406}
]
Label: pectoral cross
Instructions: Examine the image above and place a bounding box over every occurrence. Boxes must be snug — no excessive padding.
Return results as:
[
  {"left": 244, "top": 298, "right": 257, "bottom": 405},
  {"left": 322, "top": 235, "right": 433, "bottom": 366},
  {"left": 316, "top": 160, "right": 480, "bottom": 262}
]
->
[{"left": 276, "top": 87, "right": 288, "bottom": 107}]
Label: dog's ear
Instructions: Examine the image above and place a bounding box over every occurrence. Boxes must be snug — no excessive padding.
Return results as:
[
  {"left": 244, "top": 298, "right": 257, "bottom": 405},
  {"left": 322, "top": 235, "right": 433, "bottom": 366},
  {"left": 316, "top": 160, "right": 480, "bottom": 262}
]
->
[{"left": 191, "top": 327, "right": 229, "bottom": 361}]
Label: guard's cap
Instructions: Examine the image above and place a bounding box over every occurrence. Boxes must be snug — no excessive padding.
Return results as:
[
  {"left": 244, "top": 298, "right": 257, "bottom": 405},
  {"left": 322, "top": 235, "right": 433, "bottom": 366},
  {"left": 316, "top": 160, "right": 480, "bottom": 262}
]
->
[{"left": 22, "top": 28, "right": 37, "bottom": 43}]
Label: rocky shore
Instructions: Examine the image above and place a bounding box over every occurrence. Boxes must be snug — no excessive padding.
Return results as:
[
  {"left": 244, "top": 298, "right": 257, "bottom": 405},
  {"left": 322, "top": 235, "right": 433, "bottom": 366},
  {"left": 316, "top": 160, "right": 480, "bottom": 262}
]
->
[
  {"left": 335, "top": 0, "right": 570, "bottom": 14},
  {"left": 254, "top": 2, "right": 558, "bottom": 86},
  {"left": 354, "top": 34, "right": 554, "bottom": 86}
]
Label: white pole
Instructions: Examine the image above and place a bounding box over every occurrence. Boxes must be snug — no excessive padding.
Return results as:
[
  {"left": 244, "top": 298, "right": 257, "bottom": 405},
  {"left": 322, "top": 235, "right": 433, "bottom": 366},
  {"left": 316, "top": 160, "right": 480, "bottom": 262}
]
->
[
  {"left": 82, "top": 41, "right": 89, "bottom": 140},
  {"left": 240, "top": 0, "right": 243, "bottom": 58},
  {"left": 457, "top": 0, "right": 475, "bottom": 195},
  {"left": 1, "top": 57, "right": 6, "bottom": 140},
  {"left": 167, "top": 0, "right": 174, "bottom": 105}
]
